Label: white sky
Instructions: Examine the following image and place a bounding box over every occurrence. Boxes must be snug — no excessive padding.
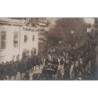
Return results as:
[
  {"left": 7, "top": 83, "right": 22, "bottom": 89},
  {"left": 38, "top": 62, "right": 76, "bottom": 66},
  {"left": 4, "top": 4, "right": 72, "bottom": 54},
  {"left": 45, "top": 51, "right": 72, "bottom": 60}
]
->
[{"left": 84, "top": 18, "right": 94, "bottom": 24}]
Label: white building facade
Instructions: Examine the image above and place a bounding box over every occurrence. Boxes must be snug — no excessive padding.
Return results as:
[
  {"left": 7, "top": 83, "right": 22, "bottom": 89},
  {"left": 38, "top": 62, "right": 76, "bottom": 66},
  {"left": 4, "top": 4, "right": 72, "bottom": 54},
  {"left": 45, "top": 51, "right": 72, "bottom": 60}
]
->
[{"left": 0, "top": 18, "right": 39, "bottom": 63}]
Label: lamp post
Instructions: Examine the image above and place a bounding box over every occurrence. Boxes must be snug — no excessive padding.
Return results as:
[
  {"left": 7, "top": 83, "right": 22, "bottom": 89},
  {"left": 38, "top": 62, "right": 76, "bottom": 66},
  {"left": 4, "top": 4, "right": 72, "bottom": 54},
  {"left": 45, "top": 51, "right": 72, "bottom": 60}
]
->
[
  {"left": 71, "top": 30, "right": 74, "bottom": 48},
  {"left": 71, "top": 30, "right": 75, "bottom": 62}
]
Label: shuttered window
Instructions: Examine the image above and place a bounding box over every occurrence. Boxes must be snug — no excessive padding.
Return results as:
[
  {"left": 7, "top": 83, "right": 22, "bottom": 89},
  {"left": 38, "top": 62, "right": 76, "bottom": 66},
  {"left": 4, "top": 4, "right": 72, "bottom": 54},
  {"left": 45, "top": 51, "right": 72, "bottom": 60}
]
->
[{"left": 0, "top": 31, "right": 6, "bottom": 49}]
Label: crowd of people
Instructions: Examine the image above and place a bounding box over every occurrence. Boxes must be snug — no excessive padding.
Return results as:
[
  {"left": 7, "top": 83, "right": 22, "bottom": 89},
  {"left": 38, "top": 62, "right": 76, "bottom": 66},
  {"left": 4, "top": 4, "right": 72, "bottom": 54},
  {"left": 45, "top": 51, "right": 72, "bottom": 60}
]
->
[
  {"left": 39, "top": 32, "right": 97, "bottom": 80},
  {"left": 0, "top": 54, "right": 43, "bottom": 80},
  {"left": 0, "top": 32, "right": 98, "bottom": 80},
  {"left": 0, "top": 48, "right": 97, "bottom": 80}
]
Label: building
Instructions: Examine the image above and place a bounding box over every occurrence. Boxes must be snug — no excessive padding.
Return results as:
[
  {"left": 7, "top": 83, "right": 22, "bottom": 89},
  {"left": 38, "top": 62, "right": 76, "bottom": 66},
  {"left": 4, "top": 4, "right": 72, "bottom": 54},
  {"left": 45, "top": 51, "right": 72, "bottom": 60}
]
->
[
  {"left": 87, "top": 18, "right": 98, "bottom": 33},
  {"left": 93, "top": 18, "right": 98, "bottom": 33},
  {"left": 0, "top": 18, "right": 40, "bottom": 63},
  {"left": 37, "top": 18, "right": 57, "bottom": 44}
]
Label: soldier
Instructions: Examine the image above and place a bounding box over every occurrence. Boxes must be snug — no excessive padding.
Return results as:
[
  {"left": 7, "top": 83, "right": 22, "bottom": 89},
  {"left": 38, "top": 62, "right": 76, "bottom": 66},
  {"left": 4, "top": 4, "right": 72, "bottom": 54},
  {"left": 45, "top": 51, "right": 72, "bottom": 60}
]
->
[
  {"left": 23, "top": 71, "right": 30, "bottom": 80},
  {"left": 5, "top": 61, "right": 10, "bottom": 80},
  {"left": 27, "top": 57, "right": 32, "bottom": 71},
  {"left": 0, "top": 62, "right": 5, "bottom": 80},
  {"left": 8, "top": 61, "right": 14, "bottom": 80},
  {"left": 3, "top": 62, "right": 8, "bottom": 80},
  {"left": 22, "top": 59, "right": 28, "bottom": 78},
  {"left": 19, "top": 59, "right": 24, "bottom": 79},
  {"left": 12, "top": 61, "right": 17, "bottom": 80}
]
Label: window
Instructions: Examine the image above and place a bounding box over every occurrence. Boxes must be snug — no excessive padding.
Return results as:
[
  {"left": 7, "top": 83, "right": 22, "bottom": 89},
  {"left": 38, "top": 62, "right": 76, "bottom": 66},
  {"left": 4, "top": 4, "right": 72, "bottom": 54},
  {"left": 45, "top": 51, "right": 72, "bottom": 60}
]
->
[
  {"left": 0, "top": 31, "right": 6, "bottom": 49},
  {"left": 24, "top": 35, "right": 28, "bottom": 42},
  {"left": 32, "top": 35, "right": 35, "bottom": 41},
  {"left": 14, "top": 32, "right": 18, "bottom": 47}
]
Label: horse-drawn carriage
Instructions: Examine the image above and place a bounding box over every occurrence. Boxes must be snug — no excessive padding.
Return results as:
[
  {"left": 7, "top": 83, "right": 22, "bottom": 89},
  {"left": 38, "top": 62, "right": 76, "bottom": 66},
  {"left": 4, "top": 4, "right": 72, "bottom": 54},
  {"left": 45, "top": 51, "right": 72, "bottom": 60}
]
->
[{"left": 39, "top": 63, "right": 59, "bottom": 80}]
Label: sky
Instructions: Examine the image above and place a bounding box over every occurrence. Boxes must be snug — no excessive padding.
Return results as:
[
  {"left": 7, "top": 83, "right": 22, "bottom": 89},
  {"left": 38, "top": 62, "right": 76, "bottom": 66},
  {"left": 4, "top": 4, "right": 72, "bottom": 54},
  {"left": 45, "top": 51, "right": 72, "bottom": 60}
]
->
[{"left": 84, "top": 18, "right": 94, "bottom": 24}]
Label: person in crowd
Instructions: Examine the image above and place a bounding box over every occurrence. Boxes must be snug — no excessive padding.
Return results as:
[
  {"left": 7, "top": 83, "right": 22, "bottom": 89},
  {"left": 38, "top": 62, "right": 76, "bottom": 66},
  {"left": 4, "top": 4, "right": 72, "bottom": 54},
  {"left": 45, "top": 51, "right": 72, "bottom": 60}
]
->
[{"left": 23, "top": 71, "right": 30, "bottom": 80}]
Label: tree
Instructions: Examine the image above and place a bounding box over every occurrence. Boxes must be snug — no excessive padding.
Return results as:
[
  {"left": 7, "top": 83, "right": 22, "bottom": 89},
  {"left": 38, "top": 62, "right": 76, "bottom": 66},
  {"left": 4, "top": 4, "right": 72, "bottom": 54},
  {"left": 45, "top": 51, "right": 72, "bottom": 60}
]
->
[{"left": 47, "top": 18, "right": 88, "bottom": 50}]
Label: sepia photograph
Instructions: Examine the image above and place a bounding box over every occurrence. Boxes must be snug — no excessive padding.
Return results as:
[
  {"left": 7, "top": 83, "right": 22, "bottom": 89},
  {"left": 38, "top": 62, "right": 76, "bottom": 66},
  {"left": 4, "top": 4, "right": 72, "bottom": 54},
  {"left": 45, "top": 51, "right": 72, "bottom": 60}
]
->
[
  {"left": 1, "top": 1, "right": 98, "bottom": 98},
  {"left": 0, "top": 18, "right": 97, "bottom": 80}
]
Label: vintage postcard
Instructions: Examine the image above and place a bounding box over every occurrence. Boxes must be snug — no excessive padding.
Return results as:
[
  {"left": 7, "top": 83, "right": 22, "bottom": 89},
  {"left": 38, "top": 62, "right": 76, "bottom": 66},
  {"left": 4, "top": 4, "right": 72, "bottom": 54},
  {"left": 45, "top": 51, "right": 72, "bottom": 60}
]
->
[{"left": 0, "top": 18, "right": 97, "bottom": 80}]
